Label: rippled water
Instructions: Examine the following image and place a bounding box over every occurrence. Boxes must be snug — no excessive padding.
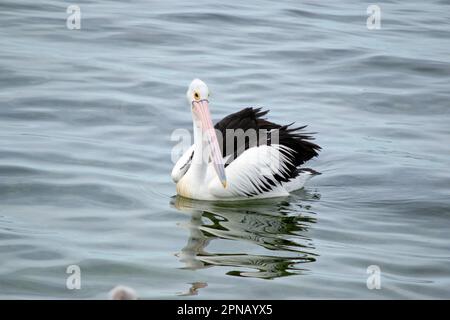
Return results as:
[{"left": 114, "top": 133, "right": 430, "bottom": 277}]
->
[{"left": 1, "top": 0, "right": 449, "bottom": 299}]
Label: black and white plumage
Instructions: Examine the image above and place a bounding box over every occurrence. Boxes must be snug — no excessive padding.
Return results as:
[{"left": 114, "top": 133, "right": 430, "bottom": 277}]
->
[{"left": 172, "top": 79, "right": 321, "bottom": 201}]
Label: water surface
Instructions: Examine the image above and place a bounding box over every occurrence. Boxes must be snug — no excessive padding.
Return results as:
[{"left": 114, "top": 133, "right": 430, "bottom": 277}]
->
[{"left": 0, "top": 0, "right": 449, "bottom": 299}]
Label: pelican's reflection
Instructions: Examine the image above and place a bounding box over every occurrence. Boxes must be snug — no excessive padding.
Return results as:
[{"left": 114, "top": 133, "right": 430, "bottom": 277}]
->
[{"left": 171, "top": 190, "right": 320, "bottom": 280}]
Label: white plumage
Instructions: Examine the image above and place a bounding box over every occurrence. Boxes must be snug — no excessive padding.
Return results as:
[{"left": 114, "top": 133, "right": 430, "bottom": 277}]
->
[{"left": 172, "top": 144, "right": 316, "bottom": 200}]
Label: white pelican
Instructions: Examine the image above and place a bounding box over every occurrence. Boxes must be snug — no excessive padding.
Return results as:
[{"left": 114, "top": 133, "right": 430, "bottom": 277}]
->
[{"left": 172, "top": 79, "right": 320, "bottom": 201}]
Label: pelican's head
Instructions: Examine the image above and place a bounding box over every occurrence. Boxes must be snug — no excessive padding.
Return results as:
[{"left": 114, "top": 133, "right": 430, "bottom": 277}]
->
[
  {"left": 186, "top": 79, "right": 227, "bottom": 188},
  {"left": 186, "top": 78, "right": 210, "bottom": 103}
]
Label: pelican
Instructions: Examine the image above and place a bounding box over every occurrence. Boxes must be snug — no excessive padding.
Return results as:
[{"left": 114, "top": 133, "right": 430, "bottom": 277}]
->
[{"left": 171, "top": 79, "right": 321, "bottom": 201}]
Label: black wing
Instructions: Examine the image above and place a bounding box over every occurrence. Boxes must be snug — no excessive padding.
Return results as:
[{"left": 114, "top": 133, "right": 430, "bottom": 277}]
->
[{"left": 214, "top": 107, "right": 321, "bottom": 184}]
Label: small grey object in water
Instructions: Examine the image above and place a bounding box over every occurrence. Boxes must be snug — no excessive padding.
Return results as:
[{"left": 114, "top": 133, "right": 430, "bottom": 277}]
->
[{"left": 108, "top": 285, "right": 138, "bottom": 300}]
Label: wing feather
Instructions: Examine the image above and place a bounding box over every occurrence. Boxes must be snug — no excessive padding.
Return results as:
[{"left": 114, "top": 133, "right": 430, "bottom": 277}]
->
[
  {"left": 171, "top": 145, "right": 195, "bottom": 183},
  {"left": 208, "top": 144, "right": 295, "bottom": 199}
]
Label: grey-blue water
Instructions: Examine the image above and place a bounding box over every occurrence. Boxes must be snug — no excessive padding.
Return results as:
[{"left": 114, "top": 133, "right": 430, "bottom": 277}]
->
[{"left": 1, "top": 0, "right": 449, "bottom": 299}]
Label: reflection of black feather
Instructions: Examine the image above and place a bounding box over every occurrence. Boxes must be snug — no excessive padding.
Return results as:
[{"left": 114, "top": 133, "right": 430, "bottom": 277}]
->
[
  {"left": 214, "top": 107, "right": 321, "bottom": 186},
  {"left": 172, "top": 193, "right": 319, "bottom": 280}
]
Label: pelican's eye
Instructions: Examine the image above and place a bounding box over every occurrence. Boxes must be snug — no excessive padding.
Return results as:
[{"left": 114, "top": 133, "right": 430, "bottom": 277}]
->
[{"left": 194, "top": 91, "right": 200, "bottom": 100}]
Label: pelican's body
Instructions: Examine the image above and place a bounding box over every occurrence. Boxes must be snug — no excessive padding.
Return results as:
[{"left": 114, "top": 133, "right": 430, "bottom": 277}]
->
[{"left": 172, "top": 79, "right": 321, "bottom": 201}]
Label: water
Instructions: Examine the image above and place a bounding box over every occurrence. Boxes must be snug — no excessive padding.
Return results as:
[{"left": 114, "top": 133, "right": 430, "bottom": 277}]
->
[{"left": 0, "top": 0, "right": 449, "bottom": 299}]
